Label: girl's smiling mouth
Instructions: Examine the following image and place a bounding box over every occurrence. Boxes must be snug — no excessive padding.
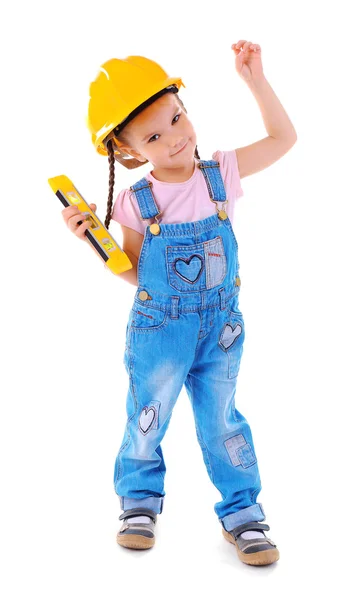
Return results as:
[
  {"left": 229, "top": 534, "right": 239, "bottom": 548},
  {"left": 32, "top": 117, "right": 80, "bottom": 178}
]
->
[{"left": 172, "top": 140, "right": 188, "bottom": 156}]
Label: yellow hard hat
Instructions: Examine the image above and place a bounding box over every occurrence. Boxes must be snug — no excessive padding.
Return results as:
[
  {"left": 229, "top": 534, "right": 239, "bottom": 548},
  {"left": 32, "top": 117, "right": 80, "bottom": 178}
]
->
[{"left": 86, "top": 56, "right": 186, "bottom": 157}]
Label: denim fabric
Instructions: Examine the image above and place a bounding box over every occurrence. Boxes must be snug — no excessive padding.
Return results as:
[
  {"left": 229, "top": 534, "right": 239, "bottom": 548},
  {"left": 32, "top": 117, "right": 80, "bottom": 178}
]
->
[{"left": 114, "top": 160, "right": 265, "bottom": 531}]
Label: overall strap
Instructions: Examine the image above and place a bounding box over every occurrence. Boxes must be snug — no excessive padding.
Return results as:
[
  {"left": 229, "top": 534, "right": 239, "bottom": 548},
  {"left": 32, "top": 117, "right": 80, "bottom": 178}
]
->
[
  {"left": 197, "top": 159, "right": 228, "bottom": 219},
  {"left": 129, "top": 178, "right": 162, "bottom": 223}
]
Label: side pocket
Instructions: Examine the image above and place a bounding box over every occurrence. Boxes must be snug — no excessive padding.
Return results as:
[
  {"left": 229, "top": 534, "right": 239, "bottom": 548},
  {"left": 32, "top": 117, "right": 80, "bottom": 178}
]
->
[
  {"left": 131, "top": 302, "right": 169, "bottom": 333},
  {"left": 123, "top": 311, "right": 133, "bottom": 373},
  {"left": 123, "top": 345, "right": 129, "bottom": 373}
]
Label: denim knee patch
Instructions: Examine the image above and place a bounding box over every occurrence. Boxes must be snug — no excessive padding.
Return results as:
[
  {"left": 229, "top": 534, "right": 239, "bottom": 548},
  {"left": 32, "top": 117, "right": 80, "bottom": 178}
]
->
[
  {"left": 218, "top": 317, "right": 244, "bottom": 379},
  {"left": 219, "top": 322, "right": 242, "bottom": 351},
  {"left": 224, "top": 434, "right": 257, "bottom": 469},
  {"left": 138, "top": 401, "right": 161, "bottom": 435}
]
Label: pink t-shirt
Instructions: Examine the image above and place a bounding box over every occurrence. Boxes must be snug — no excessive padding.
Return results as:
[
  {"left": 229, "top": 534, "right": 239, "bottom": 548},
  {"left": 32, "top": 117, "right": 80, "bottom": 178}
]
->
[{"left": 111, "top": 150, "right": 243, "bottom": 235}]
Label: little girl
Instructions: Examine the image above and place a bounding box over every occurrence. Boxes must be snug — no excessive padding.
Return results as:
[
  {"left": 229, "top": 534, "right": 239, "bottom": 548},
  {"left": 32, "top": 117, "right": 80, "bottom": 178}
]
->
[{"left": 63, "top": 42, "right": 296, "bottom": 566}]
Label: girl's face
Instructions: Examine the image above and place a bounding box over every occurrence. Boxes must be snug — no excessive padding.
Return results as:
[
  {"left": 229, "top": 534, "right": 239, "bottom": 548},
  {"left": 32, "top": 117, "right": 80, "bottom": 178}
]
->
[{"left": 116, "top": 93, "right": 197, "bottom": 169}]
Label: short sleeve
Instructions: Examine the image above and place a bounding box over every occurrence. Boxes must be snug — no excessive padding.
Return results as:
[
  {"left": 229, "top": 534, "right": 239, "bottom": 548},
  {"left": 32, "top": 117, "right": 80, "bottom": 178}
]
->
[
  {"left": 212, "top": 150, "right": 244, "bottom": 200},
  {"left": 111, "top": 188, "right": 145, "bottom": 235}
]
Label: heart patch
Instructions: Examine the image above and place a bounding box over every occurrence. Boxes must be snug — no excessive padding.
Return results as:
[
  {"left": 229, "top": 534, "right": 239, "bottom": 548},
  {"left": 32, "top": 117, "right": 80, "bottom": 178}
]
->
[
  {"left": 173, "top": 254, "right": 204, "bottom": 283},
  {"left": 219, "top": 323, "right": 242, "bottom": 351},
  {"left": 139, "top": 406, "right": 156, "bottom": 435}
]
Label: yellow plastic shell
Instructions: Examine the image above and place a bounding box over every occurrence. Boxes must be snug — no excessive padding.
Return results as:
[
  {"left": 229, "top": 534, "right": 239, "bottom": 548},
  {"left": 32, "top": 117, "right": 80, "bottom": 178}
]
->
[{"left": 86, "top": 56, "right": 185, "bottom": 156}]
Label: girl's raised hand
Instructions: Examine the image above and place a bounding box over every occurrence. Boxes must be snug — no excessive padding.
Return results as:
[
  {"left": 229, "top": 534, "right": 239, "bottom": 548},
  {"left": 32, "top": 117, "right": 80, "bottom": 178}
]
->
[
  {"left": 231, "top": 40, "right": 264, "bottom": 83},
  {"left": 62, "top": 203, "right": 97, "bottom": 241}
]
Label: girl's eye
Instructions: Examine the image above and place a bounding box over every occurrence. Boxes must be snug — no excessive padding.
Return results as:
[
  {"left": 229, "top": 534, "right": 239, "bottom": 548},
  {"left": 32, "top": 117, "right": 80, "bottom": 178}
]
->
[{"left": 148, "top": 113, "right": 181, "bottom": 143}]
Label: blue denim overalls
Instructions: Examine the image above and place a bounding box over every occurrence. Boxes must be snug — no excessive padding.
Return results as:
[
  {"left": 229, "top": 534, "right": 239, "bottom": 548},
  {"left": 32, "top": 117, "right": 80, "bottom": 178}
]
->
[{"left": 114, "top": 159, "right": 266, "bottom": 532}]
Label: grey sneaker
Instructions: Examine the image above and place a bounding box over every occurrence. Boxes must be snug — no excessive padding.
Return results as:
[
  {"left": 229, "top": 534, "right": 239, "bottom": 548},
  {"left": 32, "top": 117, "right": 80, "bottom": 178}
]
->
[
  {"left": 222, "top": 521, "right": 280, "bottom": 566},
  {"left": 116, "top": 508, "right": 157, "bottom": 550}
]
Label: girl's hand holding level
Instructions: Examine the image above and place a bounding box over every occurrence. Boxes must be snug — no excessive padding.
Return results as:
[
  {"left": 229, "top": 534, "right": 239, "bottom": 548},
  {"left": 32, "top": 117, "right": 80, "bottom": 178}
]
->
[{"left": 61, "top": 204, "right": 97, "bottom": 241}]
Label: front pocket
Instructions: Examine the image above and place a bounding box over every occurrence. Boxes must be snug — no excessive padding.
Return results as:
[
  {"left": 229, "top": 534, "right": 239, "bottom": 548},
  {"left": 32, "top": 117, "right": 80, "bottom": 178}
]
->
[
  {"left": 131, "top": 303, "right": 168, "bottom": 332},
  {"left": 227, "top": 292, "right": 243, "bottom": 319},
  {"left": 166, "top": 236, "right": 227, "bottom": 292}
]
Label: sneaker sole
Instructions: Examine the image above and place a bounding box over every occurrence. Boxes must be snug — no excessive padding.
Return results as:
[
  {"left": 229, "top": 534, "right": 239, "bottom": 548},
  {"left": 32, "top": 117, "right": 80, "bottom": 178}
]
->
[
  {"left": 222, "top": 529, "right": 280, "bottom": 566},
  {"left": 116, "top": 532, "right": 155, "bottom": 550}
]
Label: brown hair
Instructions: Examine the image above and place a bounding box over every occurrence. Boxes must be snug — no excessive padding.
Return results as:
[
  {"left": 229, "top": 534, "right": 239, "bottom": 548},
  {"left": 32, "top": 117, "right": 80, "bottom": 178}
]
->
[{"left": 103, "top": 94, "right": 200, "bottom": 229}]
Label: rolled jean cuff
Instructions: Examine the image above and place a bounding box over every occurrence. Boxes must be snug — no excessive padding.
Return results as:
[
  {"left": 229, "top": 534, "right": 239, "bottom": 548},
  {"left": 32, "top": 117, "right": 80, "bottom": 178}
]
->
[
  {"left": 119, "top": 496, "right": 164, "bottom": 514},
  {"left": 220, "top": 503, "right": 266, "bottom": 532}
]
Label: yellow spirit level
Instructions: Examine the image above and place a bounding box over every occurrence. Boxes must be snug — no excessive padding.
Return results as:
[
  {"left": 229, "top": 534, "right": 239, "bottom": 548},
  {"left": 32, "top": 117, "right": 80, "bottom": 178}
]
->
[{"left": 48, "top": 175, "right": 132, "bottom": 275}]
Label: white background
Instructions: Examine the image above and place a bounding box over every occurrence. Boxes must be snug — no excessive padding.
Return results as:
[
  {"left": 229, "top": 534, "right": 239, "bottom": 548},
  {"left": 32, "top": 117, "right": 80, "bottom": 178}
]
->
[{"left": 1, "top": 0, "right": 351, "bottom": 597}]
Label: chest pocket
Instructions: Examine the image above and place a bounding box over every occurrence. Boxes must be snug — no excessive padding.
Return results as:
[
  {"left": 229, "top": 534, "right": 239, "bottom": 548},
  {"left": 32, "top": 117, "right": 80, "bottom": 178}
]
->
[{"left": 166, "top": 236, "right": 227, "bottom": 292}]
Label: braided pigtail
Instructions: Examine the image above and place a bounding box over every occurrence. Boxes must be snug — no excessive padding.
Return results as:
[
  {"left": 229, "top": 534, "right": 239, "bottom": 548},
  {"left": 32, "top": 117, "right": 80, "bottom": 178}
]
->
[{"left": 104, "top": 139, "right": 115, "bottom": 230}]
